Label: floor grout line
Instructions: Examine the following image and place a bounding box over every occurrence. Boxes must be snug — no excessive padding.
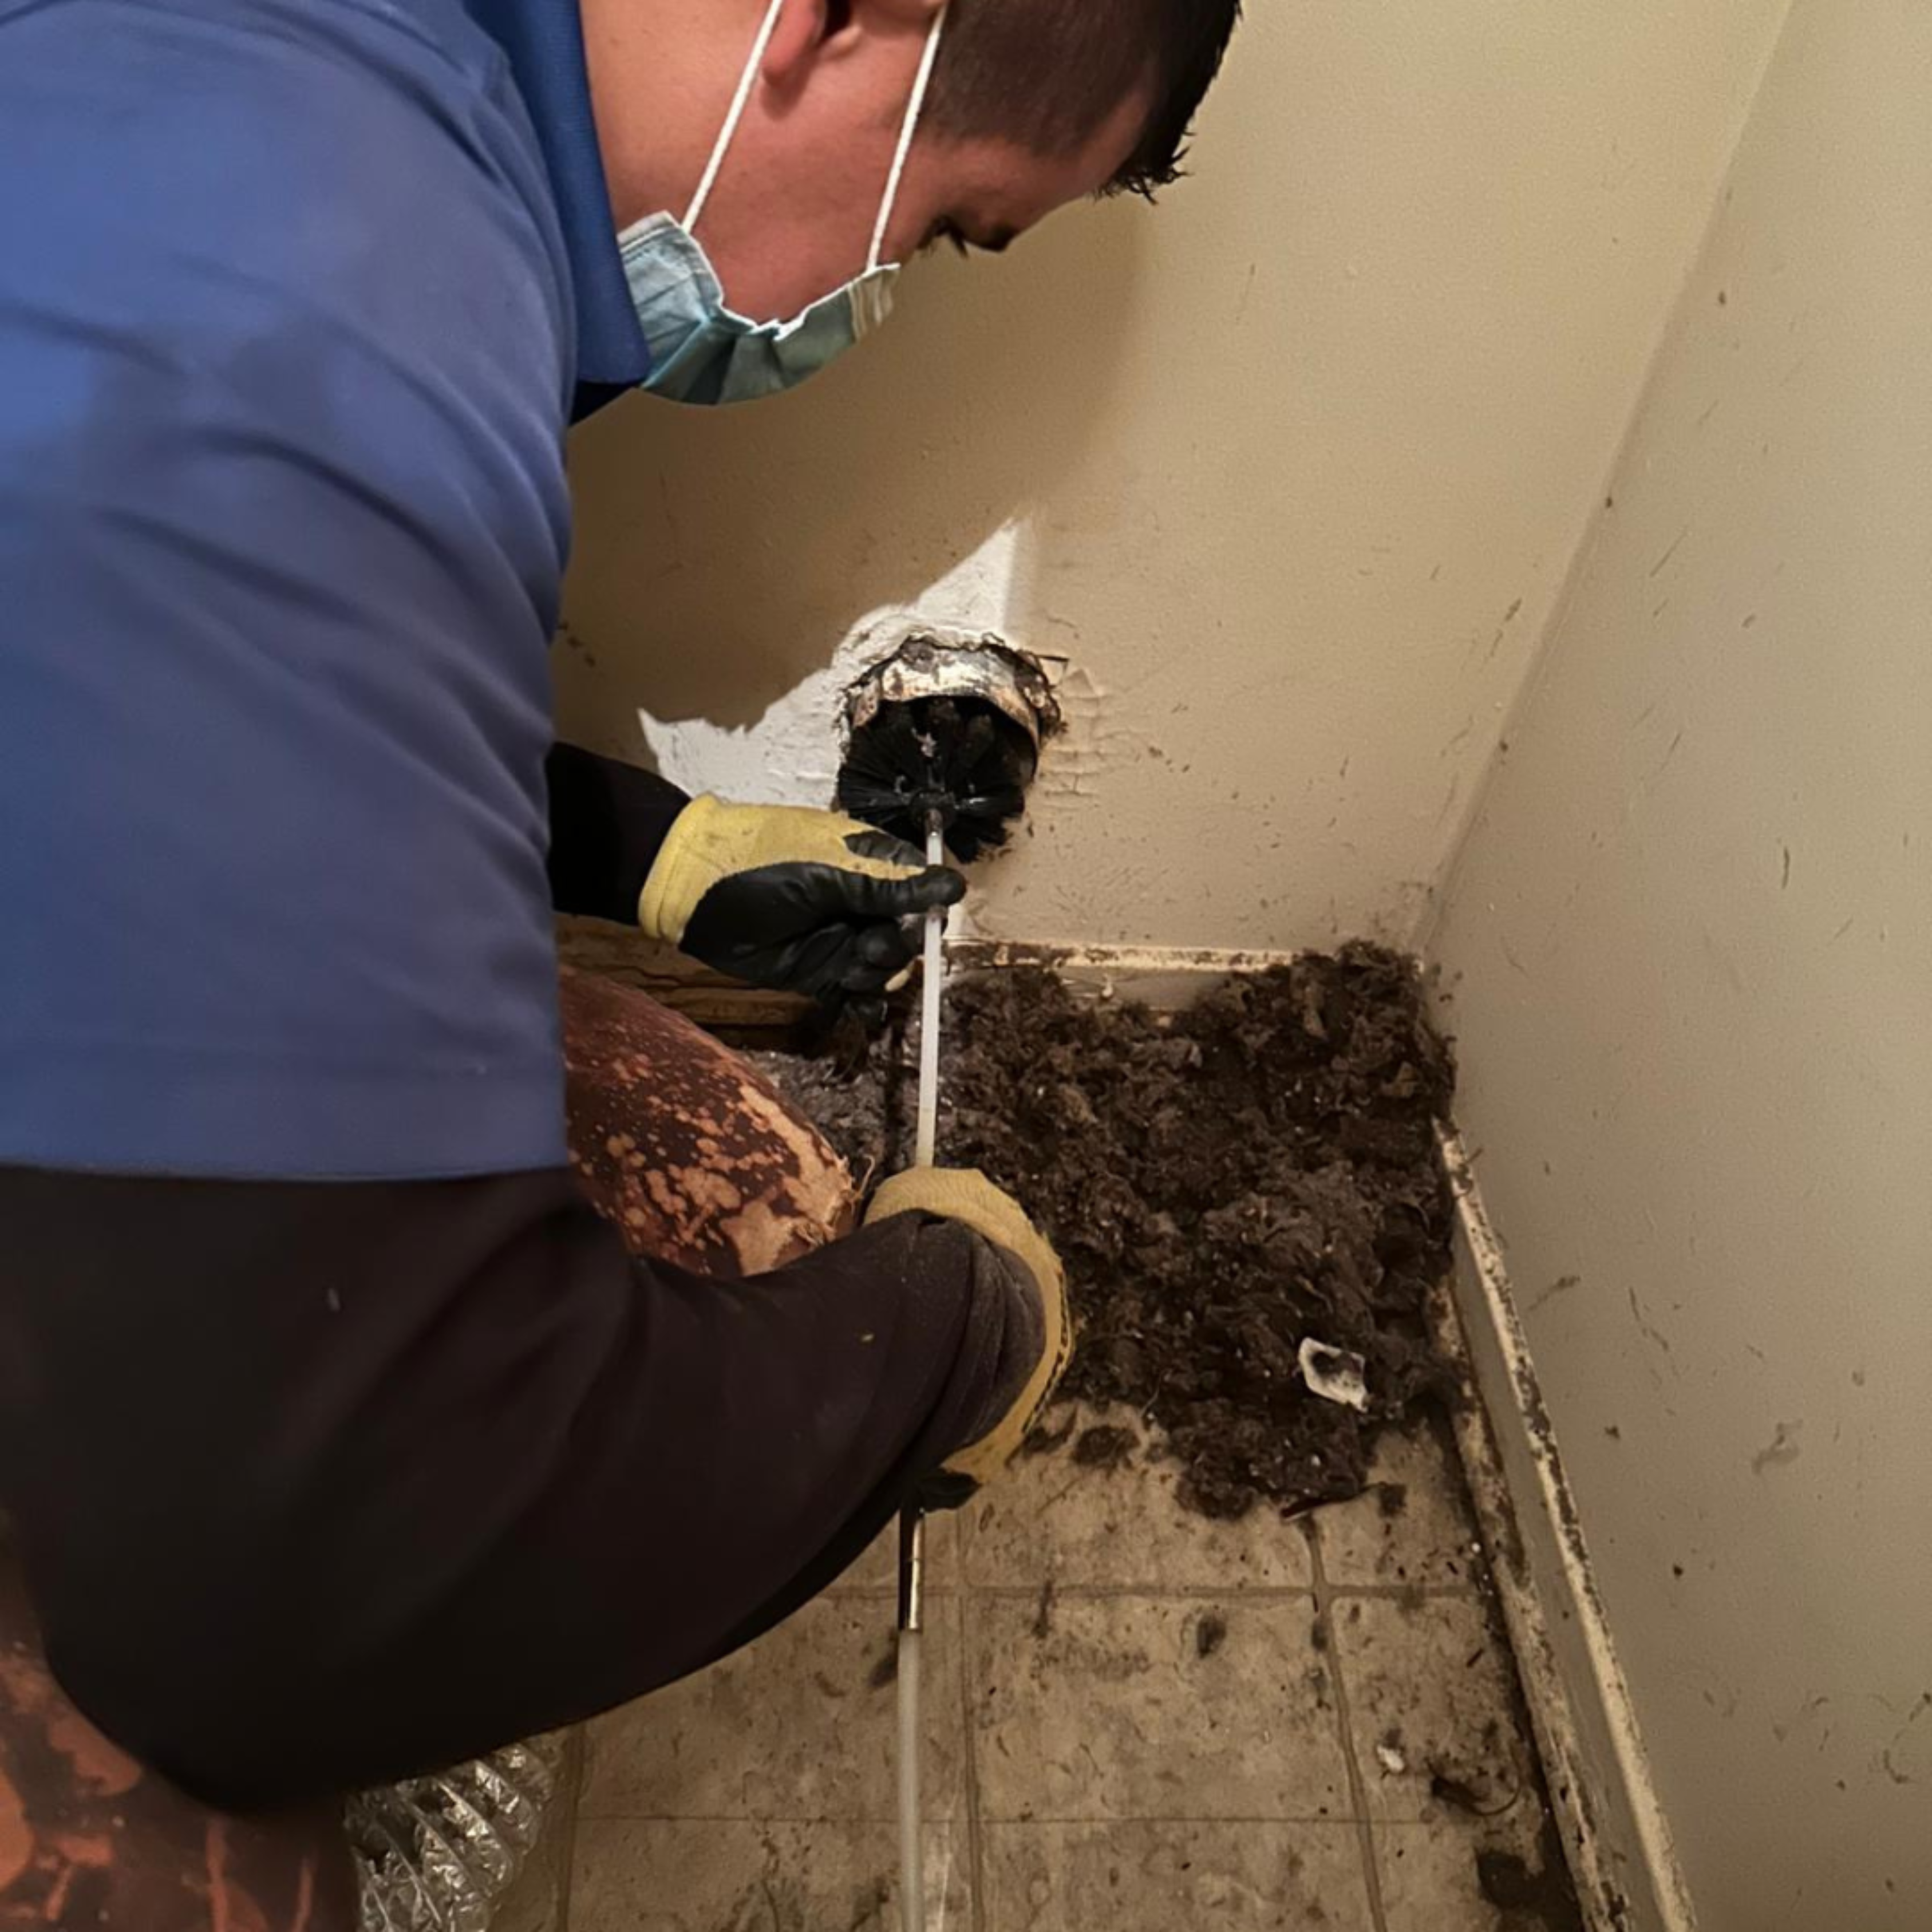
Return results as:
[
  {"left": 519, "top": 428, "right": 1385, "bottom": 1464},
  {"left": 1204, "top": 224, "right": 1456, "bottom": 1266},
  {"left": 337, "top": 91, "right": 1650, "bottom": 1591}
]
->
[
  {"left": 1304, "top": 1518, "right": 1393, "bottom": 1932},
  {"left": 957, "top": 1583, "right": 991, "bottom": 1932},
  {"left": 827, "top": 1582, "right": 1319, "bottom": 1602},
  {"left": 826, "top": 1579, "right": 1479, "bottom": 1604},
  {"left": 970, "top": 1811, "right": 1371, "bottom": 1829},
  {"left": 1324, "top": 1582, "right": 1483, "bottom": 1601},
  {"left": 551, "top": 1723, "right": 586, "bottom": 1932},
  {"left": 570, "top": 1811, "right": 1375, "bottom": 1827}
]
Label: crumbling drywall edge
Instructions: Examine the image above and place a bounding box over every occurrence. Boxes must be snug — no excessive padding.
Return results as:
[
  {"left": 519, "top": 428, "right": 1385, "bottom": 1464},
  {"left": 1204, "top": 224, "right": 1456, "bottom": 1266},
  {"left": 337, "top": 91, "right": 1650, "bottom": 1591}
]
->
[{"left": 1437, "top": 1129, "right": 1697, "bottom": 1932}]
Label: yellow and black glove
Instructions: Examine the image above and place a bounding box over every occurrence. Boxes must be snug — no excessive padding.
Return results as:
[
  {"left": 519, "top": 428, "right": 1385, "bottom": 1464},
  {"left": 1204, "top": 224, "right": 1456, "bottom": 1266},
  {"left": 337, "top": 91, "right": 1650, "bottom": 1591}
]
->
[
  {"left": 639, "top": 798, "right": 965, "bottom": 1013},
  {"left": 866, "top": 1167, "right": 1072, "bottom": 1487}
]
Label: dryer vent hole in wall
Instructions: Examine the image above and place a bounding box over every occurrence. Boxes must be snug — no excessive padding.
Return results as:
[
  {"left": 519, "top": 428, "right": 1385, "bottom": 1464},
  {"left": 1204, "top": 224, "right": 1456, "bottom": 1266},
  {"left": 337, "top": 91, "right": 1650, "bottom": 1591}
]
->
[
  {"left": 835, "top": 632, "right": 1062, "bottom": 862},
  {"left": 755, "top": 945, "right": 1463, "bottom": 1519}
]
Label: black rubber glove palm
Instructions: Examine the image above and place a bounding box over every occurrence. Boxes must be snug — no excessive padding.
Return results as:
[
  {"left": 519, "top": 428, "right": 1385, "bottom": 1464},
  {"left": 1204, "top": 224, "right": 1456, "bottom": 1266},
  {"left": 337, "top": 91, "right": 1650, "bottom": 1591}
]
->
[{"left": 638, "top": 797, "right": 965, "bottom": 1010}]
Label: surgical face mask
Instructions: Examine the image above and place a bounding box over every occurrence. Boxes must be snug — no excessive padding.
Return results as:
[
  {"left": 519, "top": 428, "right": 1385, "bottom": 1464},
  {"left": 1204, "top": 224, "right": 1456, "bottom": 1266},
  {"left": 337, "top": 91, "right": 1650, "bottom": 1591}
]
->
[{"left": 618, "top": 0, "right": 946, "bottom": 407}]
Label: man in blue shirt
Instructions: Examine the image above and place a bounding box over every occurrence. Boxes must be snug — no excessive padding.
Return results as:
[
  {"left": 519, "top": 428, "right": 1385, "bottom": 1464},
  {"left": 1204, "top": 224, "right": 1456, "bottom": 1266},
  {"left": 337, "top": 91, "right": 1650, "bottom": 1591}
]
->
[{"left": 0, "top": 0, "right": 1240, "bottom": 1805}]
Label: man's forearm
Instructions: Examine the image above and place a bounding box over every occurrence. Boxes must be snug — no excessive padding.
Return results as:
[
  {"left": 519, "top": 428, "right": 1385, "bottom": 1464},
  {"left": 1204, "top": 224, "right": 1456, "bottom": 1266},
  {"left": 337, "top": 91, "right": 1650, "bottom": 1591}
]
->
[
  {"left": 545, "top": 742, "right": 689, "bottom": 919},
  {"left": 0, "top": 1164, "right": 1034, "bottom": 1809}
]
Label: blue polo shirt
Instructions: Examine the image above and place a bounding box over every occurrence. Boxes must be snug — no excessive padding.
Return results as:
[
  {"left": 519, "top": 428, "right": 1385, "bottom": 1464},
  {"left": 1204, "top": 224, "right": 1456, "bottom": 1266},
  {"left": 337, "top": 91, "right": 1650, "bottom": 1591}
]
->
[{"left": 0, "top": 0, "right": 649, "bottom": 1178}]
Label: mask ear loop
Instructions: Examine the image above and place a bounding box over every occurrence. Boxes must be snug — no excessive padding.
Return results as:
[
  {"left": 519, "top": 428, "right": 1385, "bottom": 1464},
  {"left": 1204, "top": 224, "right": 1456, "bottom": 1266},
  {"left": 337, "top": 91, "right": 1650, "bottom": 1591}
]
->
[
  {"left": 867, "top": 6, "right": 949, "bottom": 271},
  {"left": 683, "top": 0, "right": 789, "bottom": 232}
]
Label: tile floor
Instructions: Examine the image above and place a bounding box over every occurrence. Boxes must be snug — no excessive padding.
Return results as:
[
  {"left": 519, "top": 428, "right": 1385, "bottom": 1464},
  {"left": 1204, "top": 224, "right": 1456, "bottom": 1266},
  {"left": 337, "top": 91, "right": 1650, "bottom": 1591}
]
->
[{"left": 495, "top": 1407, "right": 1574, "bottom": 1932}]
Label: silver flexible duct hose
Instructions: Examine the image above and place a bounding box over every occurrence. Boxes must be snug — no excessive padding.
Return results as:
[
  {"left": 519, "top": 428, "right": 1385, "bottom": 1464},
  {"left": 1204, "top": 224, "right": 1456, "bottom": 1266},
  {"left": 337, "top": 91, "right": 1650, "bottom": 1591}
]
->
[{"left": 347, "top": 1733, "right": 566, "bottom": 1932}]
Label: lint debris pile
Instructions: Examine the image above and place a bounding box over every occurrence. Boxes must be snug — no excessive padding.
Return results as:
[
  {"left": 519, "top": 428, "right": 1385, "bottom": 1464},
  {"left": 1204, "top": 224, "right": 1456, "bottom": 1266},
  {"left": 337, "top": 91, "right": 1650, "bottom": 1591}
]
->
[{"left": 758, "top": 942, "right": 1459, "bottom": 1519}]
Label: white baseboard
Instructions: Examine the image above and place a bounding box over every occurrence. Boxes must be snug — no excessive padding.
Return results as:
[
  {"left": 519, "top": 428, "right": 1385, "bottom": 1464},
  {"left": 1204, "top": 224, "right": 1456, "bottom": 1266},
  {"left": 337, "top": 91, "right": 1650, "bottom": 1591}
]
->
[
  {"left": 1437, "top": 1131, "right": 1697, "bottom": 1932},
  {"left": 949, "top": 938, "right": 1302, "bottom": 1009}
]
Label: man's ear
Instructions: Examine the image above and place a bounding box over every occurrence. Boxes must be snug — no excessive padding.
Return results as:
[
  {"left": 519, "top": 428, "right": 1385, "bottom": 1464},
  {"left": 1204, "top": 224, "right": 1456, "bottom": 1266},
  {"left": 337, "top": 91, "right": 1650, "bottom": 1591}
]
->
[
  {"left": 761, "top": 0, "right": 830, "bottom": 91},
  {"left": 762, "top": 0, "right": 944, "bottom": 89}
]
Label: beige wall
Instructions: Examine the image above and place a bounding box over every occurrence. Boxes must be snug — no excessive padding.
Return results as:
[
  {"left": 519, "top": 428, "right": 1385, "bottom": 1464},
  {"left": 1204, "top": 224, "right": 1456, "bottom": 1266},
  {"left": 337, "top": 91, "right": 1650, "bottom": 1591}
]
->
[
  {"left": 1428, "top": 1, "right": 1932, "bottom": 1924},
  {"left": 558, "top": 0, "right": 1786, "bottom": 950}
]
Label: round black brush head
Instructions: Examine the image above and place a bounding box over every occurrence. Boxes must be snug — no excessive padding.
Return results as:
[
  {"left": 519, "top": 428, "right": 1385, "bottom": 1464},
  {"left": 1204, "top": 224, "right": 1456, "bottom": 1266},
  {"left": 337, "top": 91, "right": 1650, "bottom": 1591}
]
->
[{"left": 837, "top": 695, "right": 1039, "bottom": 862}]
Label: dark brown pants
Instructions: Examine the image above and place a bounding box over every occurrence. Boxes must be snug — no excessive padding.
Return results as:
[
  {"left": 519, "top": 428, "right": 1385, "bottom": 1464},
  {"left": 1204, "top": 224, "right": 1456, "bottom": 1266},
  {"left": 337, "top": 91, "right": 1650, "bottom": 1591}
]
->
[{"left": 0, "top": 980, "right": 1028, "bottom": 1913}]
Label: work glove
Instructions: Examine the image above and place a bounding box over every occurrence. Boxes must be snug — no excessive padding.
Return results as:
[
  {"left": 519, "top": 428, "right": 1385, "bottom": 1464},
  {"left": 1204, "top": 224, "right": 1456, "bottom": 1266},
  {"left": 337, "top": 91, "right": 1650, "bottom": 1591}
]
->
[
  {"left": 638, "top": 797, "right": 965, "bottom": 1014},
  {"left": 866, "top": 1168, "right": 1072, "bottom": 1488}
]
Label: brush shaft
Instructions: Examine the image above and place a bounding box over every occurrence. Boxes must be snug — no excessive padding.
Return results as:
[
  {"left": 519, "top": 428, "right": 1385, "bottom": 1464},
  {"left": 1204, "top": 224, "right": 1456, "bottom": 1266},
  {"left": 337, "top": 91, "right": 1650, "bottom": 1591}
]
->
[
  {"left": 896, "top": 1625, "right": 924, "bottom": 1929},
  {"left": 914, "top": 818, "right": 943, "bottom": 1169}
]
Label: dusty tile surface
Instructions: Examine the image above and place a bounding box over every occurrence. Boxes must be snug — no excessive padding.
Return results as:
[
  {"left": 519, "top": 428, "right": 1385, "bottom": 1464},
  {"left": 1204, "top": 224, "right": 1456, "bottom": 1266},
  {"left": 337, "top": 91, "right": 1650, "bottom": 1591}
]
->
[
  {"left": 491, "top": 1850, "right": 563, "bottom": 1932},
  {"left": 1376, "top": 1808, "right": 1573, "bottom": 1932},
  {"left": 570, "top": 1816, "right": 969, "bottom": 1932},
  {"left": 1330, "top": 1592, "right": 1538, "bottom": 1825},
  {"left": 539, "top": 1415, "right": 1571, "bottom": 1931},
  {"left": 582, "top": 1595, "right": 965, "bottom": 1823},
  {"left": 1314, "top": 1416, "right": 1485, "bottom": 1590},
  {"left": 962, "top": 1408, "right": 1311, "bottom": 1591},
  {"left": 971, "top": 1592, "right": 1348, "bottom": 1823},
  {"left": 982, "top": 1820, "right": 1376, "bottom": 1931}
]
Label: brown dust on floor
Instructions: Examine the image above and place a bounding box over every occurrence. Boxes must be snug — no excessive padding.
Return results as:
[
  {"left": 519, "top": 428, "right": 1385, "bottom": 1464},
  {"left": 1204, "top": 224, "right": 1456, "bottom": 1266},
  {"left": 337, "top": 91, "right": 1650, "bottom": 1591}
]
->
[{"left": 755, "top": 943, "right": 1459, "bottom": 1519}]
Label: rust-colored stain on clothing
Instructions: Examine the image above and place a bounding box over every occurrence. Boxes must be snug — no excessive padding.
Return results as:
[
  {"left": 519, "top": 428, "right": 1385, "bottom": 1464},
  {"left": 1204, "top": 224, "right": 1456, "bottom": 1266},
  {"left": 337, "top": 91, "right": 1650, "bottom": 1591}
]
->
[
  {"left": 0, "top": 1552, "right": 357, "bottom": 1930},
  {"left": 560, "top": 966, "right": 856, "bottom": 1273}
]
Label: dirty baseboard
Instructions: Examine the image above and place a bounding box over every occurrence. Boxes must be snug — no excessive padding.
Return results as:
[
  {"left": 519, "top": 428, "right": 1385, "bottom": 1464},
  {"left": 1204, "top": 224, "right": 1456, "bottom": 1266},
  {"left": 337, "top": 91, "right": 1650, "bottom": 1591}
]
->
[
  {"left": 552, "top": 926, "right": 1311, "bottom": 1032},
  {"left": 1436, "top": 1131, "right": 1698, "bottom": 1932},
  {"left": 947, "top": 938, "right": 1305, "bottom": 1006}
]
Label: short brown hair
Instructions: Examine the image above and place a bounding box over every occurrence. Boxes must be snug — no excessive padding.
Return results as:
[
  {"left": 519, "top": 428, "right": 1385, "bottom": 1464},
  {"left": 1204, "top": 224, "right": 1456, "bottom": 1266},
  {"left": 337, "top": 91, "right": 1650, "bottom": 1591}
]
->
[{"left": 926, "top": 0, "right": 1242, "bottom": 199}]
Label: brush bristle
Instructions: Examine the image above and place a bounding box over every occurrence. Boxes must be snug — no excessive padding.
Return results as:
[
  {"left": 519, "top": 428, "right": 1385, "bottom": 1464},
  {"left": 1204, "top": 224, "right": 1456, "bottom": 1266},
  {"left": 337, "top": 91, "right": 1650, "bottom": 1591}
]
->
[{"left": 837, "top": 696, "right": 1038, "bottom": 861}]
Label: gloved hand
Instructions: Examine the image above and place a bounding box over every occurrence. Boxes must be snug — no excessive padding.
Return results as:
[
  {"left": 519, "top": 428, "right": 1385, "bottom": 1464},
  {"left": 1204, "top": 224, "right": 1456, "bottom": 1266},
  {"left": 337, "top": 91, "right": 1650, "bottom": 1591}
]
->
[
  {"left": 866, "top": 1168, "right": 1072, "bottom": 1487},
  {"left": 638, "top": 797, "right": 964, "bottom": 1012}
]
